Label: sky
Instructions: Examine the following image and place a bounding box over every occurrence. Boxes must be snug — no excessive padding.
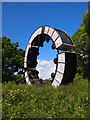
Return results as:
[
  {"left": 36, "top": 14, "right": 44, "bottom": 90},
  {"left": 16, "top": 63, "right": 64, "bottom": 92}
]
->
[
  {"left": 2, "top": 2, "right": 88, "bottom": 79},
  {"left": 1, "top": 0, "right": 88, "bottom": 2}
]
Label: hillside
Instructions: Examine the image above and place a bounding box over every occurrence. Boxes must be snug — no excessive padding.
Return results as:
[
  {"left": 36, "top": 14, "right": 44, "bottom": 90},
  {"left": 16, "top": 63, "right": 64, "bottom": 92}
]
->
[{"left": 2, "top": 74, "right": 89, "bottom": 119}]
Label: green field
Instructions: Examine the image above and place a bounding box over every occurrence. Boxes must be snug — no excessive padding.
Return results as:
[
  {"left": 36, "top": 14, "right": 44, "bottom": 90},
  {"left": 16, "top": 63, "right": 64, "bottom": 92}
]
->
[{"left": 2, "top": 74, "right": 89, "bottom": 119}]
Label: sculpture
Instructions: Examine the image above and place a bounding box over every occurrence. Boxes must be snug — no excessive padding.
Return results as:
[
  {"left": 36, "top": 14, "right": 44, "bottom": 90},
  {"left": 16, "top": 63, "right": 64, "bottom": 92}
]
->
[{"left": 24, "top": 26, "right": 77, "bottom": 87}]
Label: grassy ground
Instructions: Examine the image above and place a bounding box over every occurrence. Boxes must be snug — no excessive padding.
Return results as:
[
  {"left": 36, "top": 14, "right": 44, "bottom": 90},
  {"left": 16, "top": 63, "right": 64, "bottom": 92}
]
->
[{"left": 2, "top": 74, "right": 89, "bottom": 119}]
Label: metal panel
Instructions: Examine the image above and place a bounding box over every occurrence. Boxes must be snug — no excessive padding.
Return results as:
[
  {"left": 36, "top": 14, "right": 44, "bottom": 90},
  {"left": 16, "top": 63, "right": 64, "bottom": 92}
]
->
[
  {"left": 61, "top": 52, "right": 77, "bottom": 84},
  {"left": 24, "top": 57, "right": 27, "bottom": 63},
  {"left": 25, "top": 71, "right": 28, "bottom": 78},
  {"left": 56, "top": 29, "right": 74, "bottom": 45},
  {"left": 25, "top": 44, "right": 30, "bottom": 57},
  {"left": 26, "top": 77, "right": 31, "bottom": 85},
  {"left": 57, "top": 43, "right": 74, "bottom": 50},
  {"left": 52, "top": 30, "right": 59, "bottom": 41},
  {"left": 54, "top": 72, "right": 63, "bottom": 84},
  {"left": 52, "top": 79, "right": 60, "bottom": 88},
  {"left": 29, "top": 27, "right": 42, "bottom": 44},
  {"left": 48, "top": 27, "right": 54, "bottom": 37},
  {"left": 57, "top": 63, "right": 65, "bottom": 74},
  {"left": 58, "top": 53, "right": 65, "bottom": 63},
  {"left": 24, "top": 62, "right": 27, "bottom": 68},
  {"left": 55, "top": 37, "right": 62, "bottom": 48},
  {"left": 44, "top": 26, "right": 49, "bottom": 34}
]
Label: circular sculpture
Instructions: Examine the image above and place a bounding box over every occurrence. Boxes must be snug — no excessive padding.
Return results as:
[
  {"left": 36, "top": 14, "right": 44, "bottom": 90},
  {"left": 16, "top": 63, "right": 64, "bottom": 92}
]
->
[{"left": 24, "top": 26, "right": 77, "bottom": 87}]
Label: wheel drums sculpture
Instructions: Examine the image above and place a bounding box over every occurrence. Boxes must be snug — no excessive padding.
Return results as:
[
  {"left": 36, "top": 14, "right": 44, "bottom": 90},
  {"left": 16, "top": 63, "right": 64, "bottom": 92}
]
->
[{"left": 24, "top": 26, "right": 77, "bottom": 87}]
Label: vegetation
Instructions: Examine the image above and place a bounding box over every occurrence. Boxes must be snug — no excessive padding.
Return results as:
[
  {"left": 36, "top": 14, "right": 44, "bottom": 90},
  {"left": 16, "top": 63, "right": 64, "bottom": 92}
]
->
[
  {"left": 2, "top": 36, "right": 25, "bottom": 83},
  {"left": 2, "top": 74, "right": 88, "bottom": 119},
  {"left": 71, "top": 11, "right": 89, "bottom": 78}
]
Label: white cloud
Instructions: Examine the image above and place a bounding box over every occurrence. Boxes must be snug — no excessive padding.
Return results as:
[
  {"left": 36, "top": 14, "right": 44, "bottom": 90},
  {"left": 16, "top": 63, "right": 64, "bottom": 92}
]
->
[{"left": 36, "top": 60, "right": 56, "bottom": 80}]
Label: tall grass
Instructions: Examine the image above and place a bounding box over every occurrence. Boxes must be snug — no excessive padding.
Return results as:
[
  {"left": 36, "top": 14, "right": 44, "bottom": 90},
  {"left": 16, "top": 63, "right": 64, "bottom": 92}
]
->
[{"left": 2, "top": 74, "right": 89, "bottom": 119}]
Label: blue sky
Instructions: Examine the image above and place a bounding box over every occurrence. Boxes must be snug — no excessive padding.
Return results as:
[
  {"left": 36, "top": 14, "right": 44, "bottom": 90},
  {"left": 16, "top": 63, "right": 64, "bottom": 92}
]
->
[{"left": 2, "top": 2, "right": 88, "bottom": 61}]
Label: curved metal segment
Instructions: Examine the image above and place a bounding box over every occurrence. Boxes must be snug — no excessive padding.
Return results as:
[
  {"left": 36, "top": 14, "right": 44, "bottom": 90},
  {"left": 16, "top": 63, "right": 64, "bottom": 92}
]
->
[
  {"left": 24, "top": 26, "right": 76, "bottom": 87},
  {"left": 29, "top": 27, "right": 43, "bottom": 44},
  {"left": 57, "top": 63, "right": 65, "bottom": 74},
  {"left": 25, "top": 71, "right": 31, "bottom": 84},
  {"left": 44, "top": 26, "right": 49, "bottom": 34},
  {"left": 28, "top": 26, "right": 74, "bottom": 50},
  {"left": 52, "top": 52, "right": 65, "bottom": 87},
  {"left": 52, "top": 52, "right": 77, "bottom": 87}
]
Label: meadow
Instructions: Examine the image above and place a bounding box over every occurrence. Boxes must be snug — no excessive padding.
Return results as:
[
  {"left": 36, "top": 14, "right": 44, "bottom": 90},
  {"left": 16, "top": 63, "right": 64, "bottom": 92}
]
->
[{"left": 2, "top": 74, "right": 89, "bottom": 119}]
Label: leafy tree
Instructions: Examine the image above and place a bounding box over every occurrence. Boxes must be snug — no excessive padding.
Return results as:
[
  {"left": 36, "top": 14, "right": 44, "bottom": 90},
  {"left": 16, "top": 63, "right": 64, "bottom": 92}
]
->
[
  {"left": 71, "top": 11, "right": 89, "bottom": 78},
  {"left": 2, "top": 36, "right": 25, "bottom": 83}
]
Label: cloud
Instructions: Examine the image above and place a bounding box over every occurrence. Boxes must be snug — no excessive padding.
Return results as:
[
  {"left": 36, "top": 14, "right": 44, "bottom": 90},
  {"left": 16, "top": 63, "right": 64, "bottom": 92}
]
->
[{"left": 36, "top": 60, "right": 56, "bottom": 80}]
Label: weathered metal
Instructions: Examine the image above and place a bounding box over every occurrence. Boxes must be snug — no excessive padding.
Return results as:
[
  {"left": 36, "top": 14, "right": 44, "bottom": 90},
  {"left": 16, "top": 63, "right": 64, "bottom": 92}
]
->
[{"left": 24, "top": 26, "right": 76, "bottom": 87}]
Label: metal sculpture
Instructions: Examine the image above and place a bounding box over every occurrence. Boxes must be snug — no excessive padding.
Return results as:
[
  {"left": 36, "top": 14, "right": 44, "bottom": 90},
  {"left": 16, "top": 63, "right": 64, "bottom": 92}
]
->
[{"left": 24, "top": 26, "right": 76, "bottom": 87}]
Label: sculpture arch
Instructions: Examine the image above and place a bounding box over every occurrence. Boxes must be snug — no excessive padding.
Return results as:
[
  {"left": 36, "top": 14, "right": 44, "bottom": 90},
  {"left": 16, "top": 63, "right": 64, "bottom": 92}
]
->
[{"left": 24, "top": 26, "right": 76, "bottom": 87}]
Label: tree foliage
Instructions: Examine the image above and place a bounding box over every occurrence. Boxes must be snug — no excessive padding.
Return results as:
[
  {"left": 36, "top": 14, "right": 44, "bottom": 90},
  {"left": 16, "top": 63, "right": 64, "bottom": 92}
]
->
[
  {"left": 71, "top": 11, "right": 89, "bottom": 78},
  {"left": 2, "top": 36, "right": 25, "bottom": 83}
]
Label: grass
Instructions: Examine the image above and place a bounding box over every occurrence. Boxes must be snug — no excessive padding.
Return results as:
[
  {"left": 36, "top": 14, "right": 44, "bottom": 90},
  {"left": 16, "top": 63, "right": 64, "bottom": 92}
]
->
[{"left": 1, "top": 74, "right": 89, "bottom": 119}]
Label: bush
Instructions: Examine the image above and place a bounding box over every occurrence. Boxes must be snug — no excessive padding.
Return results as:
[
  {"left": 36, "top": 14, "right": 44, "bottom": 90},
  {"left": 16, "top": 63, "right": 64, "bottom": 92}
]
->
[{"left": 14, "top": 74, "right": 26, "bottom": 84}]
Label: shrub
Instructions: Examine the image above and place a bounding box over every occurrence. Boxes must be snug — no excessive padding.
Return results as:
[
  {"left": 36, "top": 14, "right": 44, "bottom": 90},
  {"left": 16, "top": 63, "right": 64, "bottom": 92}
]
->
[{"left": 14, "top": 74, "right": 26, "bottom": 84}]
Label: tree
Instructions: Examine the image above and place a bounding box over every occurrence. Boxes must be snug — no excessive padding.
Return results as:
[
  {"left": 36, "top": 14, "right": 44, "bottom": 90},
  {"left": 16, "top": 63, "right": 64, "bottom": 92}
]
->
[
  {"left": 71, "top": 11, "right": 89, "bottom": 78},
  {"left": 2, "top": 36, "right": 25, "bottom": 83}
]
